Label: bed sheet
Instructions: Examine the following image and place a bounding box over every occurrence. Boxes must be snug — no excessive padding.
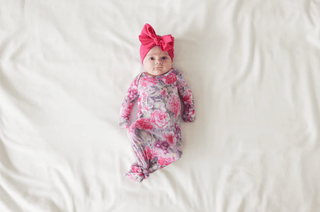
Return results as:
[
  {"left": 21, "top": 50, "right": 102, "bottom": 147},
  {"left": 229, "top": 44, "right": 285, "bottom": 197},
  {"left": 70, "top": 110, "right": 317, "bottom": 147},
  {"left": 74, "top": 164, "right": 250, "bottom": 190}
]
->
[{"left": 1, "top": 0, "right": 320, "bottom": 211}]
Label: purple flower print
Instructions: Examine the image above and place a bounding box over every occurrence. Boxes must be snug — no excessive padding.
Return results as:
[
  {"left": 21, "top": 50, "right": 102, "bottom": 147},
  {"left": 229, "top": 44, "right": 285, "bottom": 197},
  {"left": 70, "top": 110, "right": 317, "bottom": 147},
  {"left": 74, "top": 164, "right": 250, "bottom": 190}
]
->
[
  {"left": 128, "top": 87, "right": 138, "bottom": 99},
  {"left": 161, "top": 141, "right": 170, "bottom": 150}
]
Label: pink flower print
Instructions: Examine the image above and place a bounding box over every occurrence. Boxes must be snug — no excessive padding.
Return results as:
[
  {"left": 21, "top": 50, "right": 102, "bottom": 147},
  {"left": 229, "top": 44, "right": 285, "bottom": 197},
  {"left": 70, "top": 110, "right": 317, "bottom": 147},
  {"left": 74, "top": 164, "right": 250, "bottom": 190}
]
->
[
  {"left": 131, "top": 165, "right": 141, "bottom": 173},
  {"left": 160, "top": 88, "right": 167, "bottom": 98},
  {"left": 163, "top": 133, "right": 175, "bottom": 145},
  {"left": 131, "top": 118, "right": 153, "bottom": 131},
  {"left": 143, "top": 146, "right": 154, "bottom": 161},
  {"left": 120, "top": 104, "right": 131, "bottom": 118},
  {"left": 151, "top": 110, "right": 170, "bottom": 129},
  {"left": 127, "top": 86, "right": 138, "bottom": 100},
  {"left": 183, "top": 90, "right": 192, "bottom": 103},
  {"left": 166, "top": 94, "right": 181, "bottom": 118},
  {"left": 140, "top": 76, "right": 158, "bottom": 87},
  {"left": 158, "top": 157, "right": 176, "bottom": 167},
  {"left": 151, "top": 146, "right": 162, "bottom": 157},
  {"left": 163, "top": 72, "right": 177, "bottom": 84},
  {"left": 141, "top": 91, "right": 147, "bottom": 98},
  {"left": 137, "top": 118, "right": 153, "bottom": 130}
]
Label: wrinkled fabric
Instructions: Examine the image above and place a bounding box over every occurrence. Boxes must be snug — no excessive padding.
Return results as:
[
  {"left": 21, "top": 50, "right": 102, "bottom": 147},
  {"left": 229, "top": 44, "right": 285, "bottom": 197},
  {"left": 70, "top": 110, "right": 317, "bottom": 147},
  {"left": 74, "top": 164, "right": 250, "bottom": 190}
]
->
[
  {"left": 2, "top": 0, "right": 320, "bottom": 211},
  {"left": 120, "top": 69, "right": 195, "bottom": 182}
]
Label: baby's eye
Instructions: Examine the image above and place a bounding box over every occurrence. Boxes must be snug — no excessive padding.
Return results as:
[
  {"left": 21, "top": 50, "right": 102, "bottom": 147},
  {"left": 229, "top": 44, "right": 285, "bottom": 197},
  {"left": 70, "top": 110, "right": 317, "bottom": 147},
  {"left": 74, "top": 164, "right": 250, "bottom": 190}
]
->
[
  {"left": 149, "top": 57, "right": 154, "bottom": 60},
  {"left": 161, "top": 56, "right": 168, "bottom": 60}
]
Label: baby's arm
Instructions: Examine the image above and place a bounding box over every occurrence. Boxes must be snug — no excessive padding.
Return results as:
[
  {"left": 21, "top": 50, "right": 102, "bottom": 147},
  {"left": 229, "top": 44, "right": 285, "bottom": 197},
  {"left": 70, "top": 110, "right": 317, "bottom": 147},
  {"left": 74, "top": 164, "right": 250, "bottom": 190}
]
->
[
  {"left": 175, "top": 70, "right": 195, "bottom": 122},
  {"left": 119, "top": 75, "right": 140, "bottom": 129}
]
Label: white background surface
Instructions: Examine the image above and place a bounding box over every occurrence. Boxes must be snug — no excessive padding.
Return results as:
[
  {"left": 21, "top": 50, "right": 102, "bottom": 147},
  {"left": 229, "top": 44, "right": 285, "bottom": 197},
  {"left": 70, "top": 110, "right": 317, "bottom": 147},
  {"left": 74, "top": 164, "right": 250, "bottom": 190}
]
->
[{"left": 1, "top": 0, "right": 320, "bottom": 211}]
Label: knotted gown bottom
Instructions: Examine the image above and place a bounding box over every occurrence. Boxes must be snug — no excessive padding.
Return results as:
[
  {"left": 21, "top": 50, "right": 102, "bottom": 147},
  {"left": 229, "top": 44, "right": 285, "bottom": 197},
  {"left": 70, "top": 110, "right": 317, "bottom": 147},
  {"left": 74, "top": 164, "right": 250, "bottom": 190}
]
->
[{"left": 125, "top": 120, "right": 183, "bottom": 183}]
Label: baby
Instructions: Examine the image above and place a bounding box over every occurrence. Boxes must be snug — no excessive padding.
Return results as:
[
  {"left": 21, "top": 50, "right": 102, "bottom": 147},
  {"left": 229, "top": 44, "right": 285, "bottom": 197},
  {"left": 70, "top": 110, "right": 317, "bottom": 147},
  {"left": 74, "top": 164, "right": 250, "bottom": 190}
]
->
[{"left": 119, "top": 23, "right": 195, "bottom": 182}]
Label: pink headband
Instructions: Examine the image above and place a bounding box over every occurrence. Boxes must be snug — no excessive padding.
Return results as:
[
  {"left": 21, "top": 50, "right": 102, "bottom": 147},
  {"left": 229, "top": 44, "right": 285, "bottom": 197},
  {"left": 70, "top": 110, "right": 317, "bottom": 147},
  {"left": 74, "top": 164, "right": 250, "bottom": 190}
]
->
[{"left": 139, "top": 23, "right": 174, "bottom": 63}]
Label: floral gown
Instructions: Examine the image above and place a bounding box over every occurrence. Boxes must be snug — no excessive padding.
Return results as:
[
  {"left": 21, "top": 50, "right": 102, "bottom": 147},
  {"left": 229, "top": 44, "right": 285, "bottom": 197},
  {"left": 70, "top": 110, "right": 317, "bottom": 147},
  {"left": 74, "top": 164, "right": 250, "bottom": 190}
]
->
[{"left": 119, "top": 68, "right": 195, "bottom": 182}]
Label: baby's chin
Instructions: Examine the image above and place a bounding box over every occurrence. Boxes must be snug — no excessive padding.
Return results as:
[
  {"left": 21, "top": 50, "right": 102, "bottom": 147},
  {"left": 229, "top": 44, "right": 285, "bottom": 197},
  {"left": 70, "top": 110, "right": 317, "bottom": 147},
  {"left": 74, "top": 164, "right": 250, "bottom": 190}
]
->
[{"left": 151, "top": 69, "right": 170, "bottom": 76}]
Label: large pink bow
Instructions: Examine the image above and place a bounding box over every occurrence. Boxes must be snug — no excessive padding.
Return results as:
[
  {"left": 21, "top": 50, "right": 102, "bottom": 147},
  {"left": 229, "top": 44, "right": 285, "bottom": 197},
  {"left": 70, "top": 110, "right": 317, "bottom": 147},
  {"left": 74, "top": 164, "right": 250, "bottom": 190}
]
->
[{"left": 139, "top": 24, "right": 174, "bottom": 52}]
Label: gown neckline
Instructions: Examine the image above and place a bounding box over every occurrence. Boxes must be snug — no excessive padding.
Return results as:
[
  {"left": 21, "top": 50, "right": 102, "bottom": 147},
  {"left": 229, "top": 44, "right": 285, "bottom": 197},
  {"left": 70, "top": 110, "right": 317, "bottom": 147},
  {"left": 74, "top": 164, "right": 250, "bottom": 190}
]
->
[{"left": 143, "top": 68, "right": 174, "bottom": 79}]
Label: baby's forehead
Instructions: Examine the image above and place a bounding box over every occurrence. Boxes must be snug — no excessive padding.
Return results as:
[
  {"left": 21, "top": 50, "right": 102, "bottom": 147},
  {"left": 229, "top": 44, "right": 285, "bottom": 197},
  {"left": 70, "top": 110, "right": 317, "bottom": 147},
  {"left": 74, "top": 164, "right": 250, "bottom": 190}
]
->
[{"left": 146, "top": 47, "right": 170, "bottom": 56}]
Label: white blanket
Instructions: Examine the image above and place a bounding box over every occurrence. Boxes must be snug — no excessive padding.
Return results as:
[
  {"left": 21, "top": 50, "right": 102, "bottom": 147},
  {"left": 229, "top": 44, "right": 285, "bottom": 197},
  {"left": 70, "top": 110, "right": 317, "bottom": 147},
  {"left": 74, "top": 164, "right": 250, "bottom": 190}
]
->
[{"left": 1, "top": 0, "right": 320, "bottom": 211}]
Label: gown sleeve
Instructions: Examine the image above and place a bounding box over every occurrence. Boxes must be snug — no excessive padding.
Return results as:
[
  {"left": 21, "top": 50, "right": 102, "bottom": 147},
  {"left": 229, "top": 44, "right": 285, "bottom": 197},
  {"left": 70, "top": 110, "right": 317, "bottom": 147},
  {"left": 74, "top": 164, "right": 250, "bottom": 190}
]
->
[
  {"left": 119, "top": 75, "right": 140, "bottom": 129},
  {"left": 175, "top": 70, "right": 196, "bottom": 122}
]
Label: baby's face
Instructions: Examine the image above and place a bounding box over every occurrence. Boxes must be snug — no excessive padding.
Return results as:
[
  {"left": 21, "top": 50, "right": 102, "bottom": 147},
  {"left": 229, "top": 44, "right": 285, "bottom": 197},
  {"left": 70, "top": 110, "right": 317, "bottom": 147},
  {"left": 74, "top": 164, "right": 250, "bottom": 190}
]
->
[{"left": 143, "top": 46, "right": 173, "bottom": 76}]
